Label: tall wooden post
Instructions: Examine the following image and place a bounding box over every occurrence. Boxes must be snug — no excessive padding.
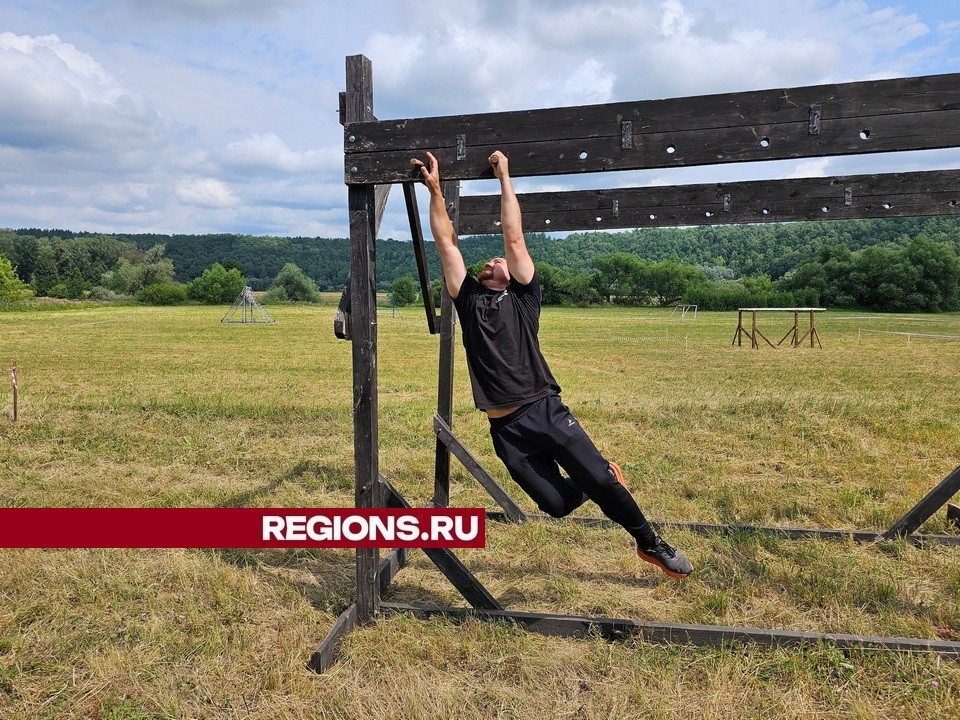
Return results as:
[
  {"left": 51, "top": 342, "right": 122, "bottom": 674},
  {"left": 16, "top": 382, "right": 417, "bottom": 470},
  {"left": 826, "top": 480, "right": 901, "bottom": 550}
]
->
[
  {"left": 433, "top": 181, "right": 460, "bottom": 508},
  {"left": 345, "top": 54, "right": 381, "bottom": 624}
]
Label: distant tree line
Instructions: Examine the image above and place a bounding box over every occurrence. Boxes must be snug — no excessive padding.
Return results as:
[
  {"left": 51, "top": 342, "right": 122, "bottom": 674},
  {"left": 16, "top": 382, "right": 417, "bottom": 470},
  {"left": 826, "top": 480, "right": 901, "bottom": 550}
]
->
[
  {"left": 3, "top": 216, "right": 960, "bottom": 311},
  {"left": 0, "top": 229, "right": 322, "bottom": 306}
]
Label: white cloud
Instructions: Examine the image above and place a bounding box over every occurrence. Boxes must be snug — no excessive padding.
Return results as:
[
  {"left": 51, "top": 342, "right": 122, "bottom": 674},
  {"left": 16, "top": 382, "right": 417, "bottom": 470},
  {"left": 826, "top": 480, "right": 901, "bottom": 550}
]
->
[
  {"left": 0, "top": 1, "right": 957, "bottom": 238},
  {"left": 788, "top": 158, "right": 831, "bottom": 179},
  {"left": 175, "top": 178, "right": 238, "bottom": 208},
  {"left": 92, "top": 183, "right": 156, "bottom": 213},
  {"left": 563, "top": 59, "right": 615, "bottom": 104},
  {"left": 219, "top": 133, "right": 336, "bottom": 176},
  {"left": 0, "top": 33, "right": 165, "bottom": 154}
]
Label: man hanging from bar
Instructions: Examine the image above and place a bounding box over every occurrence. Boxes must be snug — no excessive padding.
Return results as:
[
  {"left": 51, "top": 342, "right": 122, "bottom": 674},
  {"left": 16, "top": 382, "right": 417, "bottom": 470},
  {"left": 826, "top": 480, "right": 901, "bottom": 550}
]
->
[{"left": 420, "top": 150, "right": 693, "bottom": 579}]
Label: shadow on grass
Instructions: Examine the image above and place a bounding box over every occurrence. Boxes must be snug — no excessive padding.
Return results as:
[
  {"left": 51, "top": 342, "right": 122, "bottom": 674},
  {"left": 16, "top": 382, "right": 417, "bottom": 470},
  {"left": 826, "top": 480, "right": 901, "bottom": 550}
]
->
[
  {"left": 207, "top": 459, "right": 674, "bottom": 623},
  {"left": 204, "top": 460, "right": 357, "bottom": 615},
  {"left": 215, "top": 460, "right": 352, "bottom": 508}
]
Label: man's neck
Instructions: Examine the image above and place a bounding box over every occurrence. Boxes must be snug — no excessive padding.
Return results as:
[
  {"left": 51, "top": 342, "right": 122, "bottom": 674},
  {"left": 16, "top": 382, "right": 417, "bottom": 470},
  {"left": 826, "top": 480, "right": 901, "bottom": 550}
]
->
[{"left": 480, "top": 279, "right": 508, "bottom": 292}]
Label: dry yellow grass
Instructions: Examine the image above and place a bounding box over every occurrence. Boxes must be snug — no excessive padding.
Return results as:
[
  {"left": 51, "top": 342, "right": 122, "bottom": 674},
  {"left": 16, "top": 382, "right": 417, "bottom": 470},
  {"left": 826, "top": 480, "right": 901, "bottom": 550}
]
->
[{"left": 0, "top": 301, "right": 958, "bottom": 719}]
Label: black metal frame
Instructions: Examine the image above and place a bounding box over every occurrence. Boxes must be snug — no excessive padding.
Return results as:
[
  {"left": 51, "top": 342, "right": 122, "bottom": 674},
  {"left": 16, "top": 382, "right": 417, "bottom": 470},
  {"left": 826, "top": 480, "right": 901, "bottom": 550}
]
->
[{"left": 308, "top": 55, "right": 960, "bottom": 673}]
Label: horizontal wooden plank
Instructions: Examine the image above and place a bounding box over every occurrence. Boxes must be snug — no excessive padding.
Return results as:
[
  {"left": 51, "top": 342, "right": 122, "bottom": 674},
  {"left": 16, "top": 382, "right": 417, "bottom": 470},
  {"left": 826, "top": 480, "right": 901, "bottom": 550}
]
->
[
  {"left": 347, "top": 73, "right": 960, "bottom": 150},
  {"left": 381, "top": 602, "right": 960, "bottom": 657},
  {"left": 484, "top": 511, "right": 960, "bottom": 546},
  {"left": 344, "top": 73, "right": 960, "bottom": 183},
  {"left": 458, "top": 169, "right": 960, "bottom": 233}
]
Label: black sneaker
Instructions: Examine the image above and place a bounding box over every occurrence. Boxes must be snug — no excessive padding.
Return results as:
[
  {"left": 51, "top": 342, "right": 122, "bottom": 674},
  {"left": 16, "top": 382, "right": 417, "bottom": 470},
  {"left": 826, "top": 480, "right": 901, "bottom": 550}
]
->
[{"left": 637, "top": 537, "right": 693, "bottom": 579}]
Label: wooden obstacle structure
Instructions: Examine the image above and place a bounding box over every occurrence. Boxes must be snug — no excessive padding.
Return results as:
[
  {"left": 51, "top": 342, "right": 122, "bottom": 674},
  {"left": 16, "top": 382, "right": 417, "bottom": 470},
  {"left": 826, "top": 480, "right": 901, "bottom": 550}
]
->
[
  {"left": 309, "top": 55, "right": 960, "bottom": 672},
  {"left": 732, "top": 307, "right": 825, "bottom": 349}
]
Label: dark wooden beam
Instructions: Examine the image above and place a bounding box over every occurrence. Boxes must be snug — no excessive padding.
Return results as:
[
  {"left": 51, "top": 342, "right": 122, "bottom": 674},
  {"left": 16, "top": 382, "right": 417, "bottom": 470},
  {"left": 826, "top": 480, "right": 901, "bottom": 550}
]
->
[
  {"left": 373, "top": 185, "right": 391, "bottom": 235},
  {"left": 344, "top": 73, "right": 960, "bottom": 184},
  {"left": 379, "top": 548, "right": 407, "bottom": 596},
  {"left": 380, "top": 602, "right": 960, "bottom": 658},
  {"left": 433, "top": 182, "right": 459, "bottom": 509},
  {"left": 883, "top": 465, "right": 960, "bottom": 540},
  {"left": 435, "top": 416, "right": 528, "bottom": 524},
  {"left": 382, "top": 476, "right": 503, "bottom": 611},
  {"left": 949, "top": 503, "right": 960, "bottom": 531},
  {"left": 403, "top": 183, "right": 438, "bottom": 334},
  {"left": 458, "top": 168, "right": 960, "bottom": 234},
  {"left": 486, "top": 511, "right": 960, "bottom": 546},
  {"left": 345, "top": 53, "right": 382, "bottom": 626},
  {"left": 307, "top": 603, "right": 358, "bottom": 673}
]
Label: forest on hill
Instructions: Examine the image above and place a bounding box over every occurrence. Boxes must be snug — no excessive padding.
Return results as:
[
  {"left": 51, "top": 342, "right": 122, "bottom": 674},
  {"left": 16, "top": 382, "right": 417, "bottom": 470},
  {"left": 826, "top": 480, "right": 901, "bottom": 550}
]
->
[{"left": 2, "top": 215, "right": 959, "bottom": 311}]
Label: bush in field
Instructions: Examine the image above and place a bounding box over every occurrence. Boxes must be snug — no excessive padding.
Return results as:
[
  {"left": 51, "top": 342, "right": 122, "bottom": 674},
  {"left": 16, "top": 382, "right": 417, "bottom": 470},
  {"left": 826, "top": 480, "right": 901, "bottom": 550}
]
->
[
  {"left": 391, "top": 275, "right": 416, "bottom": 306},
  {"left": 0, "top": 255, "right": 28, "bottom": 301},
  {"left": 87, "top": 286, "right": 117, "bottom": 301},
  {"left": 189, "top": 263, "right": 245, "bottom": 304},
  {"left": 138, "top": 282, "right": 189, "bottom": 305},
  {"left": 266, "top": 263, "right": 319, "bottom": 302}
]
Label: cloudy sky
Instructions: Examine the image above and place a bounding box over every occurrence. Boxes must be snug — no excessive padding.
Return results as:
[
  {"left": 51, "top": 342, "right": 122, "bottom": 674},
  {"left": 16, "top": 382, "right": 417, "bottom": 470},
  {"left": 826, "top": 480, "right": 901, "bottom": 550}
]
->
[{"left": 2, "top": 0, "right": 960, "bottom": 240}]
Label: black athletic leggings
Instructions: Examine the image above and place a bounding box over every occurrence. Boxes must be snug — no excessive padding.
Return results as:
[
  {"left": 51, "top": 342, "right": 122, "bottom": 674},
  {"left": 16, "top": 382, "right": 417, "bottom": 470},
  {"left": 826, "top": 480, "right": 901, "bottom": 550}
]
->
[{"left": 488, "top": 393, "right": 657, "bottom": 548}]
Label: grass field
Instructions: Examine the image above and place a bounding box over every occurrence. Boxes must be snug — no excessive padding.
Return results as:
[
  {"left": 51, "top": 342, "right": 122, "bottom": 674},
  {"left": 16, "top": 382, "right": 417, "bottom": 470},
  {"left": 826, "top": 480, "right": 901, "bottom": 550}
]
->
[{"left": 1, "top": 299, "right": 959, "bottom": 719}]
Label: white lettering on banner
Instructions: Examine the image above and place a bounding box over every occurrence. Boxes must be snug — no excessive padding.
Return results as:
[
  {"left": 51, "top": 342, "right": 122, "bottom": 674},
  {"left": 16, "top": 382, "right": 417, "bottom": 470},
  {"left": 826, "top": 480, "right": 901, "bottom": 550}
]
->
[
  {"left": 455, "top": 515, "right": 479, "bottom": 541},
  {"left": 432, "top": 516, "right": 454, "bottom": 541},
  {"left": 260, "top": 512, "right": 480, "bottom": 545},
  {"left": 262, "top": 516, "right": 285, "bottom": 540}
]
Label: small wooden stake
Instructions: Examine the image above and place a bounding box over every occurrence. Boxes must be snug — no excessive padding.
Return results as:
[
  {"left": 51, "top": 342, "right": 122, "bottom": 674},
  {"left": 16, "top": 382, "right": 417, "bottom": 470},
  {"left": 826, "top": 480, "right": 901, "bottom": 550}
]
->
[{"left": 10, "top": 364, "right": 18, "bottom": 421}]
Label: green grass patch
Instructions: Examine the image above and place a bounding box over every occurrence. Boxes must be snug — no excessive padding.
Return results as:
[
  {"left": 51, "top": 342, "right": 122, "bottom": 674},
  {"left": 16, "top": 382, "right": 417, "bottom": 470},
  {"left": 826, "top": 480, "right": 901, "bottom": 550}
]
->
[{"left": 1, "top": 304, "right": 959, "bottom": 718}]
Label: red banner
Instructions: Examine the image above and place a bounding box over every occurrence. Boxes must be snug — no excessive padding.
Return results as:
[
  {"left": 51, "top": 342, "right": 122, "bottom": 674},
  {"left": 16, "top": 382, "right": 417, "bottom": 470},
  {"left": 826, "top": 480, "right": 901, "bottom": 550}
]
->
[{"left": 0, "top": 508, "right": 486, "bottom": 549}]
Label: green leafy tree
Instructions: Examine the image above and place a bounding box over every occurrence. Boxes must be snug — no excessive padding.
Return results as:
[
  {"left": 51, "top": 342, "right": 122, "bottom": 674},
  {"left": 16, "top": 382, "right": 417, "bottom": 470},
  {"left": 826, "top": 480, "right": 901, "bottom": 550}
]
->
[
  {"left": 30, "top": 245, "right": 60, "bottom": 296},
  {"left": 110, "top": 244, "right": 176, "bottom": 295},
  {"left": 267, "top": 263, "right": 319, "bottom": 302},
  {"left": 0, "top": 255, "right": 27, "bottom": 301},
  {"left": 391, "top": 275, "right": 416, "bottom": 306},
  {"left": 905, "top": 235, "right": 960, "bottom": 311},
  {"left": 188, "top": 263, "right": 246, "bottom": 304},
  {"left": 61, "top": 267, "right": 89, "bottom": 299},
  {"left": 591, "top": 253, "right": 647, "bottom": 303},
  {"left": 538, "top": 262, "right": 599, "bottom": 306},
  {"left": 646, "top": 259, "right": 709, "bottom": 306}
]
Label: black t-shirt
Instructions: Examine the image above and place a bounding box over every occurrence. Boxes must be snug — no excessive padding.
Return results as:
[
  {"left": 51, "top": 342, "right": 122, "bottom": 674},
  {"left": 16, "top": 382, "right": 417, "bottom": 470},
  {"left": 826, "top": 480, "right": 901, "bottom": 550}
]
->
[{"left": 453, "top": 272, "right": 560, "bottom": 410}]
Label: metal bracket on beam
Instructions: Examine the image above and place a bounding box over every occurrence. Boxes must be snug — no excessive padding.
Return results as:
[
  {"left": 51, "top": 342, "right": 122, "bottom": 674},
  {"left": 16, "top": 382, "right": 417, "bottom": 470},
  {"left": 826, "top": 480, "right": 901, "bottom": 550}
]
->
[
  {"left": 456, "top": 134, "right": 466, "bottom": 161},
  {"left": 620, "top": 121, "right": 633, "bottom": 150},
  {"left": 612, "top": 199, "right": 620, "bottom": 219},
  {"left": 845, "top": 187, "right": 853, "bottom": 206},
  {"left": 723, "top": 194, "right": 732, "bottom": 212}
]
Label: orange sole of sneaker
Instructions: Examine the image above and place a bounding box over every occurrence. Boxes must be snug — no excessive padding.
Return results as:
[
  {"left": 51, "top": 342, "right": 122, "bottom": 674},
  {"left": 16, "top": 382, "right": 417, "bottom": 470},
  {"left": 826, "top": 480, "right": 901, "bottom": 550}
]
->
[{"left": 636, "top": 549, "right": 691, "bottom": 579}]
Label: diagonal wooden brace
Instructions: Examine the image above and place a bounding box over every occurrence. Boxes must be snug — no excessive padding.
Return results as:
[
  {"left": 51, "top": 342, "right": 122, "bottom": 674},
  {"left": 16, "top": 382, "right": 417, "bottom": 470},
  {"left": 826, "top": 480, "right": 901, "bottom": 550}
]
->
[
  {"left": 433, "top": 415, "right": 528, "bottom": 523},
  {"left": 883, "top": 465, "right": 960, "bottom": 540},
  {"left": 381, "top": 475, "right": 503, "bottom": 611}
]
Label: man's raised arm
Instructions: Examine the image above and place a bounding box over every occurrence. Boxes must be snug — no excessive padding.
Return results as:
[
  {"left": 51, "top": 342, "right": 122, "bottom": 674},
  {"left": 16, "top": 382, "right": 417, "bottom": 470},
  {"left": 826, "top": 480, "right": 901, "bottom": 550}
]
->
[
  {"left": 489, "top": 151, "right": 535, "bottom": 285},
  {"left": 421, "top": 151, "right": 467, "bottom": 298}
]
